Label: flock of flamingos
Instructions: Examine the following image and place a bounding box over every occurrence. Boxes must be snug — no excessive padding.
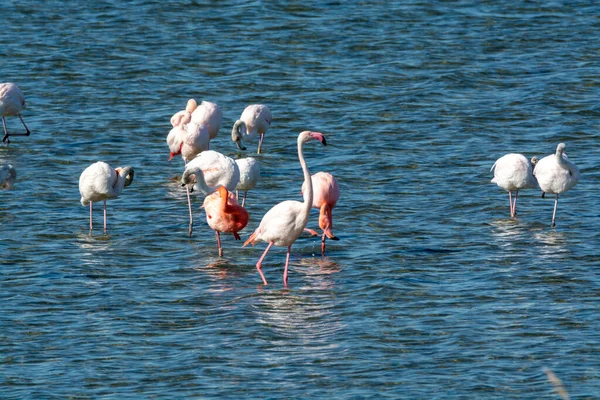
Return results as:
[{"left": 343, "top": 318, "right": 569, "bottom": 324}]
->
[
  {"left": 1, "top": 81, "right": 580, "bottom": 284},
  {"left": 0, "top": 82, "right": 340, "bottom": 286}
]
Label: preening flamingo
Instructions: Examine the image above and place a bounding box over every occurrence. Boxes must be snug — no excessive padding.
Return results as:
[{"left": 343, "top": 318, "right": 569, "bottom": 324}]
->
[
  {"left": 244, "top": 131, "right": 327, "bottom": 286},
  {"left": 235, "top": 157, "right": 260, "bottom": 207},
  {"left": 533, "top": 143, "right": 580, "bottom": 227},
  {"left": 301, "top": 172, "right": 340, "bottom": 256},
  {"left": 202, "top": 186, "right": 249, "bottom": 256},
  {"left": 0, "top": 82, "right": 31, "bottom": 144},
  {"left": 180, "top": 150, "right": 240, "bottom": 236},
  {"left": 0, "top": 164, "right": 16, "bottom": 189},
  {"left": 79, "top": 161, "right": 134, "bottom": 233},
  {"left": 191, "top": 101, "right": 222, "bottom": 144},
  {"left": 170, "top": 99, "right": 197, "bottom": 127},
  {"left": 490, "top": 153, "right": 538, "bottom": 218},
  {"left": 167, "top": 121, "right": 210, "bottom": 162},
  {"left": 231, "top": 104, "right": 272, "bottom": 154}
]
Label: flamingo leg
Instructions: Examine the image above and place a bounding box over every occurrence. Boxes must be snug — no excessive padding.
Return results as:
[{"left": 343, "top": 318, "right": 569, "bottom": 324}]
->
[
  {"left": 2, "top": 115, "right": 30, "bottom": 143},
  {"left": 241, "top": 191, "right": 247, "bottom": 207},
  {"left": 89, "top": 202, "right": 93, "bottom": 232},
  {"left": 283, "top": 245, "right": 292, "bottom": 286},
  {"left": 321, "top": 233, "right": 327, "bottom": 257},
  {"left": 2, "top": 117, "right": 8, "bottom": 143},
  {"left": 257, "top": 133, "right": 265, "bottom": 154},
  {"left": 256, "top": 242, "right": 273, "bottom": 285},
  {"left": 103, "top": 199, "right": 107, "bottom": 233},
  {"left": 552, "top": 194, "right": 559, "bottom": 228},
  {"left": 186, "top": 185, "right": 193, "bottom": 237},
  {"left": 216, "top": 231, "right": 223, "bottom": 257},
  {"left": 508, "top": 191, "right": 514, "bottom": 217},
  {"left": 17, "top": 114, "right": 30, "bottom": 136},
  {"left": 236, "top": 189, "right": 239, "bottom": 201},
  {"left": 512, "top": 191, "right": 519, "bottom": 217}
]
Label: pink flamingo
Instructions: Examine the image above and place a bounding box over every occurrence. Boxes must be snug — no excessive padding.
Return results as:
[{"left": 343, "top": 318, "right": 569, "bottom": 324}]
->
[
  {"left": 244, "top": 131, "right": 327, "bottom": 286},
  {"left": 231, "top": 104, "right": 272, "bottom": 154},
  {"left": 79, "top": 161, "right": 135, "bottom": 233},
  {"left": 191, "top": 101, "right": 222, "bottom": 145},
  {"left": 170, "top": 99, "right": 197, "bottom": 127},
  {"left": 0, "top": 82, "right": 31, "bottom": 144},
  {"left": 301, "top": 172, "right": 340, "bottom": 256},
  {"left": 202, "top": 186, "right": 249, "bottom": 256},
  {"left": 167, "top": 121, "right": 210, "bottom": 162}
]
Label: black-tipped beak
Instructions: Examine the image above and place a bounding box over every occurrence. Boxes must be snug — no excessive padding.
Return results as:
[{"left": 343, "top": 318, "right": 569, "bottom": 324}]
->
[
  {"left": 321, "top": 137, "right": 327, "bottom": 146},
  {"left": 235, "top": 141, "right": 247, "bottom": 151}
]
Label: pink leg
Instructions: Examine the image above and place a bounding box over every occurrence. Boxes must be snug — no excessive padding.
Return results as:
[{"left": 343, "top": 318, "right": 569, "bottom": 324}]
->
[
  {"left": 256, "top": 242, "right": 273, "bottom": 285},
  {"left": 257, "top": 133, "right": 265, "bottom": 154},
  {"left": 321, "top": 233, "right": 327, "bottom": 257},
  {"left": 508, "top": 191, "right": 514, "bottom": 217},
  {"left": 236, "top": 189, "right": 239, "bottom": 201},
  {"left": 552, "top": 194, "right": 559, "bottom": 227},
  {"left": 216, "top": 231, "right": 223, "bottom": 256},
  {"left": 186, "top": 185, "right": 193, "bottom": 237},
  {"left": 241, "top": 191, "right": 247, "bottom": 207},
  {"left": 512, "top": 191, "right": 519, "bottom": 217},
  {"left": 103, "top": 199, "right": 107, "bottom": 233},
  {"left": 283, "top": 245, "right": 292, "bottom": 286},
  {"left": 89, "top": 202, "right": 93, "bottom": 231}
]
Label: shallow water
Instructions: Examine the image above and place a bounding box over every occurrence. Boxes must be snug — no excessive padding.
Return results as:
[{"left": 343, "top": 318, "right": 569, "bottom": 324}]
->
[{"left": 1, "top": 1, "right": 599, "bottom": 398}]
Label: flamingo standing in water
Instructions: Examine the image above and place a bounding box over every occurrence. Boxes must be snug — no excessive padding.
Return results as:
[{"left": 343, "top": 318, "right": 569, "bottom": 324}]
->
[
  {"left": 533, "top": 143, "right": 580, "bottom": 227},
  {"left": 244, "top": 131, "right": 327, "bottom": 286},
  {"left": 490, "top": 153, "right": 538, "bottom": 218},
  {"left": 191, "top": 100, "right": 222, "bottom": 145},
  {"left": 0, "top": 164, "right": 16, "bottom": 189},
  {"left": 202, "top": 186, "right": 249, "bottom": 256},
  {"left": 235, "top": 157, "right": 260, "bottom": 207},
  {"left": 231, "top": 104, "right": 272, "bottom": 154},
  {"left": 0, "top": 82, "right": 31, "bottom": 144},
  {"left": 79, "top": 161, "right": 135, "bottom": 233},
  {"left": 301, "top": 172, "right": 340, "bottom": 256},
  {"left": 180, "top": 150, "right": 240, "bottom": 236},
  {"left": 170, "top": 99, "right": 197, "bottom": 127}
]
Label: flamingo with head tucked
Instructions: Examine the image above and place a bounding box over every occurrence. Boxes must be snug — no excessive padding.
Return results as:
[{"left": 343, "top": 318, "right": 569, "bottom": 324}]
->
[
  {"left": 202, "top": 186, "right": 249, "bottom": 256},
  {"left": 79, "top": 161, "right": 135, "bottom": 233},
  {"left": 490, "top": 153, "right": 538, "bottom": 218},
  {"left": 0, "top": 164, "right": 16, "bottom": 189},
  {"left": 170, "top": 99, "right": 197, "bottom": 127},
  {"left": 191, "top": 100, "right": 222, "bottom": 145},
  {"left": 244, "top": 131, "right": 327, "bottom": 286},
  {"left": 231, "top": 104, "right": 272, "bottom": 154},
  {"left": 235, "top": 157, "right": 260, "bottom": 207},
  {"left": 533, "top": 143, "right": 580, "bottom": 227},
  {"left": 1, "top": 82, "right": 31, "bottom": 144},
  {"left": 301, "top": 171, "right": 340, "bottom": 256}
]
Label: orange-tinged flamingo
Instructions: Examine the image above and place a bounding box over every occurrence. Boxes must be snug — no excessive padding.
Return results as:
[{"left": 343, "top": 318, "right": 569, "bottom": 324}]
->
[
  {"left": 235, "top": 157, "right": 260, "bottom": 207},
  {"left": 231, "top": 104, "right": 272, "bottom": 154},
  {"left": 0, "top": 164, "right": 16, "bottom": 189},
  {"left": 301, "top": 172, "right": 340, "bottom": 256},
  {"left": 202, "top": 186, "right": 249, "bottom": 256},
  {"left": 79, "top": 161, "right": 134, "bottom": 233},
  {"left": 244, "top": 131, "right": 327, "bottom": 286},
  {"left": 170, "top": 99, "right": 197, "bottom": 127},
  {"left": 1, "top": 82, "right": 31, "bottom": 144},
  {"left": 191, "top": 100, "right": 222, "bottom": 145}
]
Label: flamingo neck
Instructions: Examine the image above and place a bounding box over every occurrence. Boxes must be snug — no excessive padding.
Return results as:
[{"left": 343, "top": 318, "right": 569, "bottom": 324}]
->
[{"left": 298, "top": 138, "right": 313, "bottom": 218}]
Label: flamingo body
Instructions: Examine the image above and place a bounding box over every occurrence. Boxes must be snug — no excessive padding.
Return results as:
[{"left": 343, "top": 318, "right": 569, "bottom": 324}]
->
[
  {"left": 235, "top": 157, "right": 260, "bottom": 206},
  {"left": 231, "top": 104, "right": 272, "bottom": 153},
  {"left": 0, "top": 164, "right": 16, "bottom": 189},
  {"left": 181, "top": 150, "right": 240, "bottom": 195},
  {"left": 0, "top": 82, "right": 30, "bottom": 143},
  {"left": 79, "top": 161, "right": 135, "bottom": 232},
  {"left": 490, "top": 153, "right": 538, "bottom": 217},
  {"left": 167, "top": 121, "right": 209, "bottom": 162},
  {"left": 244, "top": 131, "right": 327, "bottom": 286},
  {"left": 533, "top": 143, "right": 580, "bottom": 227},
  {"left": 191, "top": 101, "right": 222, "bottom": 140},
  {"left": 301, "top": 171, "right": 340, "bottom": 255}
]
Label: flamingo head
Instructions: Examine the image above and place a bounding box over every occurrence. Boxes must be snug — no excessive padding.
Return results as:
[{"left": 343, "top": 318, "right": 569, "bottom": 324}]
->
[
  {"left": 556, "top": 143, "right": 566, "bottom": 156},
  {"left": 530, "top": 156, "right": 539, "bottom": 166},
  {"left": 169, "top": 142, "right": 183, "bottom": 161},
  {"left": 115, "top": 166, "right": 135, "bottom": 187},
  {"left": 300, "top": 131, "right": 327, "bottom": 146},
  {"left": 185, "top": 98, "right": 198, "bottom": 113},
  {"left": 231, "top": 120, "right": 247, "bottom": 150}
]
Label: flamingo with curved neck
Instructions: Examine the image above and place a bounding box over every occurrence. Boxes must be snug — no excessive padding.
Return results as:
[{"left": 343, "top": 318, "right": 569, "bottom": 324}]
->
[
  {"left": 244, "top": 131, "right": 327, "bottom": 286},
  {"left": 202, "top": 186, "right": 249, "bottom": 256},
  {"left": 231, "top": 104, "right": 272, "bottom": 154}
]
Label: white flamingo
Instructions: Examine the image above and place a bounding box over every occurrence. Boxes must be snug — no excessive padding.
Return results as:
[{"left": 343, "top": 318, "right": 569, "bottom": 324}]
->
[
  {"left": 170, "top": 99, "right": 198, "bottom": 127},
  {"left": 490, "top": 153, "right": 538, "bottom": 218},
  {"left": 234, "top": 157, "right": 260, "bottom": 207},
  {"left": 0, "top": 82, "right": 31, "bottom": 144},
  {"left": 180, "top": 150, "right": 240, "bottom": 235},
  {"left": 167, "top": 121, "right": 210, "bottom": 162},
  {"left": 191, "top": 101, "right": 222, "bottom": 144},
  {"left": 244, "top": 131, "right": 327, "bottom": 286},
  {"left": 79, "top": 161, "right": 135, "bottom": 233},
  {"left": 533, "top": 143, "right": 580, "bottom": 227},
  {"left": 0, "top": 164, "right": 16, "bottom": 189},
  {"left": 231, "top": 104, "right": 272, "bottom": 154}
]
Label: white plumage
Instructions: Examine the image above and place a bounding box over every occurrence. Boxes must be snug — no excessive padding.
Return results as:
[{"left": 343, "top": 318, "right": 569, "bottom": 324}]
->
[
  {"left": 231, "top": 104, "right": 272, "bottom": 153},
  {"left": 180, "top": 150, "right": 240, "bottom": 195},
  {"left": 533, "top": 143, "right": 580, "bottom": 227},
  {"left": 167, "top": 121, "right": 209, "bottom": 163},
  {"left": 0, "top": 164, "right": 16, "bottom": 189},
  {"left": 234, "top": 157, "right": 260, "bottom": 207},
  {"left": 170, "top": 99, "right": 197, "bottom": 127},
  {"left": 191, "top": 101, "right": 222, "bottom": 141},
  {"left": 0, "top": 82, "right": 30, "bottom": 144},
  {"left": 490, "top": 153, "right": 538, "bottom": 218}
]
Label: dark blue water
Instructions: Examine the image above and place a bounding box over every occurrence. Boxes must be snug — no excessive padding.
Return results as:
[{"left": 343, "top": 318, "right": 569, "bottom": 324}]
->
[{"left": 1, "top": 1, "right": 599, "bottom": 398}]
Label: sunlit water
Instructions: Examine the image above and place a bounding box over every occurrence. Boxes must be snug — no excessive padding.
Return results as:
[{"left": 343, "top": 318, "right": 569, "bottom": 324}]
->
[{"left": 1, "top": 1, "right": 599, "bottom": 398}]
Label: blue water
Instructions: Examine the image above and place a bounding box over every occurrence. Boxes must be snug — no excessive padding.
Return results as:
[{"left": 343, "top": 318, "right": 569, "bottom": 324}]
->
[{"left": 1, "top": 1, "right": 599, "bottom": 398}]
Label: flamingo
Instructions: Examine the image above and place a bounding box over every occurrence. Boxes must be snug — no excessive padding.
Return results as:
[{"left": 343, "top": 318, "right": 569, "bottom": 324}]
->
[
  {"left": 244, "top": 131, "right": 327, "bottom": 286},
  {"left": 234, "top": 157, "right": 260, "bottom": 207},
  {"left": 231, "top": 104, "right": 272, "bottom": 154},
  {"left": 79, "top": 161, "right": 134, "bottom": 233},
  {"left": 170, "top": 99, "right": 197, "bottom": 127},
  {"left": 490, "top": 153, "right": 538, "bottom": 218},
  {"left": 301, "top": 172, "right": 340, "bottom": 256},
  {"left": 167, "top": 121, "right": 210, "bottom": 162},
  {"left": 191, "top": 100, "right": 222, "bottom": 144},
  {"left": 533, "top": 143, "right": 580, "bottom": 227},
  {"left": 180, "top": 150, "right": 240, "bottom": 235},
  {"left": 0, "top": 164, "right": 16, "bottom": 189},
  {"left": 202, "top": 186, "right": 249, "bottom": 256},
  {"left": 1, "top": 82, "right": 31, "bottom": 144}
]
